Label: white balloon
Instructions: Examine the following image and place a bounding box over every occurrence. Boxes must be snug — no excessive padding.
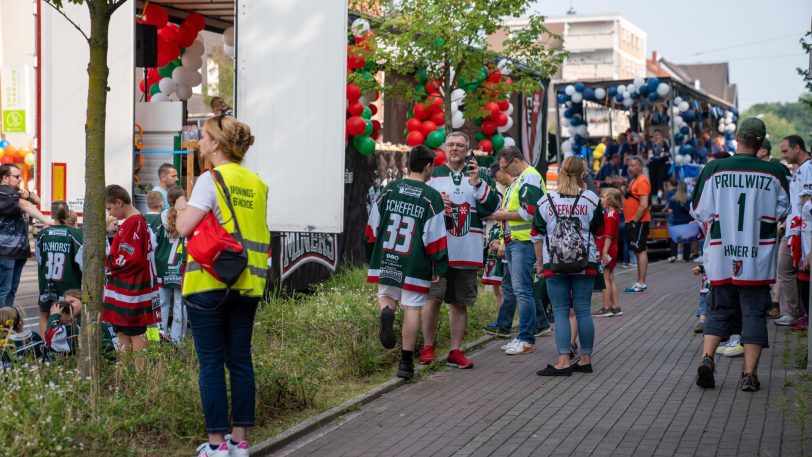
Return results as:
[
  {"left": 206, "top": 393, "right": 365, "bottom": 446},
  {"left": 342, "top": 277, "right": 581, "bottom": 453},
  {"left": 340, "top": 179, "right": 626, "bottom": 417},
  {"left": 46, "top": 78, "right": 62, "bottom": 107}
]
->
[
  {"left": 498, "top": 116, "right": 514, "bottom": 133},
  {"left": 450, "top": 101, "right": 459, "bottom": 113},
  {"left": 623, "top": 91, "right": 631, "bottom": 100},
  {"left": 189, "top": 70, "right": 203, "bottom": 87},
  {"left": 223, "top": 26, "right": 235, "bottom": 47},
  {"left": 623, "top": 98, "right": 633, "bottom": 107},
  {"left": 656, "top": 83, "right": 670, "bottom": 97},
  {"left": 151, "top": 93, "right": 170, "bottom": 102},
  {"left": 718, "top": 124, "right": 726, "bottom": 133},
  {"left": 626, "top": 83, "right": 636, "bottom": 94},
  {"left": 571, "top": 92, "right": 583, "bottom": 103},
  {"left": 505, "top": 103, "right": 514, "bottom": 115},
  {"left": 672, "top": 106, "right": 680, "bottom": 115},
  {"left": 188, "top": 39, "right": 205, "bottom": 57},
  {"left": 450, "top": 88, "right": 466, "bottom": 103},
  {"left": 561, "top": 117, "right": 571, "bottom": 128},
  {"left": 172, "top": 67, "right": 195, "bottom": 86},
  {"left": 633, "top": 77, "right": 645, "bottom": 89},
  {"left": 565, "top": 85, "right": 575, "bottom": 96},
  {"left": 503, "top": 137, "right": 516, "bottom": 148},
  {"left": 577, "top": 124, "right": 588, "bottom": 136},
  {"left": 451, "top": 111, "right": 464, "bottom": 129},
  {"left": 594, "top": 87, "right": 606, "bottom": 99},
  {"left": 562, "top": 139, "right": 573, "bottom": 152},
  {"left": 674, "top": 96, "right": 683, "bottom": 105},
  {"left": 725, "top": 124, "right": 736, "bottom": 132},
  {"left": 497, "top": 58, "right": 511, "bottom": 75},
  {"left": 617, "top": 85, "right": 626, "bottom": 94},
  {"left": 678, "top": 101, "right": 689, "bottom": 112},
  {"left": 182, "top": 53, "right": 203, "bottom": 70},
  {"left": 158, "top": 77, "right": 177, "bottom": 95},
  {"left": 351, "top": 18, "right": 370, "bottom": 38},
  {"left": 176, "top": 85, "right": 193, "bottom": 100},
  {"left": 224, "top": 44, "right": 235, "bottom": 57}
]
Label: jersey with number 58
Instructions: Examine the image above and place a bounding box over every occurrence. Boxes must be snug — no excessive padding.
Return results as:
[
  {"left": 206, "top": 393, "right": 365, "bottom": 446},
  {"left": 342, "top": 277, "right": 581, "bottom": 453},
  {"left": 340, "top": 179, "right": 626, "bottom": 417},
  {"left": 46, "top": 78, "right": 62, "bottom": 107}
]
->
[
  {"left": 691, "top": 154, "right": 789, "bottom": 285},
  {"left": 35, "top": 225, "right": 83, "bottom": 306},
  {"left": 366, "top": 179, "right": 448, "bottom": 293}
]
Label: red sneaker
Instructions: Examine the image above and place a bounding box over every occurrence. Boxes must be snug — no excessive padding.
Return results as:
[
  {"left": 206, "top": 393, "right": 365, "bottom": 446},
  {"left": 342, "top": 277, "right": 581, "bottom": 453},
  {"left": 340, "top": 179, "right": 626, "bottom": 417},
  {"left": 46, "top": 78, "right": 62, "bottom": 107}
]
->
[
  {"left": 446, "top": 349, "right": 473, "bottom": 369},
  {"left": 790, "top": 315, "right": 808, "bottom": 331},
  {"left": 418, "top": 345, "right": 435, "bottom": 365}
]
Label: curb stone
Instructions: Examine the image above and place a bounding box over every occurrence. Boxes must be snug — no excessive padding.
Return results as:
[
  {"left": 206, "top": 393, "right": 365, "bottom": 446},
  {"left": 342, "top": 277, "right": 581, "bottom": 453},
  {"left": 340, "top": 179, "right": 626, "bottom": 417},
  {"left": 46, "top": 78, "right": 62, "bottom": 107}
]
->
[{"left": 250, "top": 334, "right": 495, "bottom": 456}]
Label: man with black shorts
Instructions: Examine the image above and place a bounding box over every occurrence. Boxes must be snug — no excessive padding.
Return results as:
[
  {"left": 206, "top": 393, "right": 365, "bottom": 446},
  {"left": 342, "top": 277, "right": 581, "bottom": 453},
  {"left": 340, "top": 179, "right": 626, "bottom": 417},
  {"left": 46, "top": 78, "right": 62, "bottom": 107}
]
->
[
  {"left": 622, "top": 156, "right": 650, "bottom": 293},
  {"left": 691, "top": 118, "right": 789, "bottom": 391}
]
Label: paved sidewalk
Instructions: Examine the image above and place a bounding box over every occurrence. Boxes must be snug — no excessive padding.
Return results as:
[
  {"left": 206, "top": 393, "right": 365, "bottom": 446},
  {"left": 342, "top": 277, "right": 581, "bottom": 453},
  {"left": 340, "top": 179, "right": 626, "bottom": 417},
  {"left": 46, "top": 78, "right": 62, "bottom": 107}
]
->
[{"left": 277, "top": 261, "right": 812, "bottom": 457}]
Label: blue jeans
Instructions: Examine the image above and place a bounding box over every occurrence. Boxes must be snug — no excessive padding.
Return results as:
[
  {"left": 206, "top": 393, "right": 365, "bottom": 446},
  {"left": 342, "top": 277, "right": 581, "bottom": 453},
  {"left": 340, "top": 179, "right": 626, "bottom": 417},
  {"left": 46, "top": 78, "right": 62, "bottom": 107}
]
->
[
  {"left": 696, "top": 294, "right": 707, "bottom": 317},
  {"left": 497, "top": 262, "right": 550, "bottom": 332},
  {"left": 500, "top": 241, "right": 537, "bottom": 343},
  {"left": 618, "top": 215, "right": 630, "bottom": 264},
  {"left": 0, "top": 257, "right": 27, "bottom": 307},
  {"left": 186, "top": 290, "right": 259, "bottom": 434},
  {"left": 546, "top": 274, "right": 596, "bottom": 355}
]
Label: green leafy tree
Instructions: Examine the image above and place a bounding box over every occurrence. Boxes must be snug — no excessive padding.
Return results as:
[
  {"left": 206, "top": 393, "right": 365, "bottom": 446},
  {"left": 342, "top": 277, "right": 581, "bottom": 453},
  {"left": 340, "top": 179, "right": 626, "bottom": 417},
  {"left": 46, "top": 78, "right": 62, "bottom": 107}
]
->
[
  {"left": 204, "top": 44, "right": 235, "bottom": 110},
  {"left": 797, "top": 31, "right": 812, "bottom": 110},
  {"left": 44, "top": 0, "right": 128, "bottom": 398},
  {"left": 366, "top": 0, "right": 566, "bottom": 129}
]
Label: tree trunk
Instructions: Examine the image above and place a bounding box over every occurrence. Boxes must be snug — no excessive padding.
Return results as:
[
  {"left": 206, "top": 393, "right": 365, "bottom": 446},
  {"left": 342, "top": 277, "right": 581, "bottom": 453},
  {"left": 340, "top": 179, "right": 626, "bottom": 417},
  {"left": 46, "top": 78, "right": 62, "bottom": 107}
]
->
[{"left": 79, "top": 1, "right": 113, "bottom": 400}]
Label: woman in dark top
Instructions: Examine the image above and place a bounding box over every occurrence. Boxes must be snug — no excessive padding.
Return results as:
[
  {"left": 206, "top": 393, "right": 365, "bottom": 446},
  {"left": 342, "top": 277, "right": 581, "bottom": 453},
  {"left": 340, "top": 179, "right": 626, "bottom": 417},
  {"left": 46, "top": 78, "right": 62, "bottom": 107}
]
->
[{"left": 667, "top": 181, "right": 693, "bottom": 262}]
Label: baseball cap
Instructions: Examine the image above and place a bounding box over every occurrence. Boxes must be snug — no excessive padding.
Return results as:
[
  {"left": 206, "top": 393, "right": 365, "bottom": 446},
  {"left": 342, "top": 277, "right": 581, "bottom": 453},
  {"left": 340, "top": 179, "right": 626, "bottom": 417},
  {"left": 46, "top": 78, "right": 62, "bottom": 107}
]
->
[
  {"left": 760, "top": 138, "right": 772, "bottom": 152},
  {"left": 738, "top": 118, "right": 766, "bottom": 141}
]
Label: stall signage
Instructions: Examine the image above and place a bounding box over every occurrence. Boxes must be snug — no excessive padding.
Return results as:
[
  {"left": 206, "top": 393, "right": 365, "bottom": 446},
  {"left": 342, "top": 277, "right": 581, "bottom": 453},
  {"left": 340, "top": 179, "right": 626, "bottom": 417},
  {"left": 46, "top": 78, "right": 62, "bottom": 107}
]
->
[
  {"left": 0, "top": 66, "right": 30, "bottom": 133},
  {"left": 280, "top": 232, "right": 338, "bottom": 280},
  {"left": 521, "top": 87, "right": 545, "bottom": 166}
]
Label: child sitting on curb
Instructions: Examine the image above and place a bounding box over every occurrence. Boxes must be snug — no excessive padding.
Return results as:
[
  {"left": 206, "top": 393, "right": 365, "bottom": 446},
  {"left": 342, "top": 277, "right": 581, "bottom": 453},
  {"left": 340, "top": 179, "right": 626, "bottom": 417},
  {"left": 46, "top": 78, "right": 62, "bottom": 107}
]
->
[
  {"left": 45, "top": 289, "right": 119, "bottom": 355},
  {"left": 0, "top": 307, "right": 48, "bottom": 368}
]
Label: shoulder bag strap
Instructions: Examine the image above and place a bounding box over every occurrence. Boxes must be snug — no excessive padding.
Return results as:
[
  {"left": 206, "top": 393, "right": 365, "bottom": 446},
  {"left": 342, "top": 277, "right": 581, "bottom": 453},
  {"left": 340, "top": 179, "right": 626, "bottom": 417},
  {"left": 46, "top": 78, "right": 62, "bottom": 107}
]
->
[{"left": 210, "top": 169, "right": 244, "bottom": 242}]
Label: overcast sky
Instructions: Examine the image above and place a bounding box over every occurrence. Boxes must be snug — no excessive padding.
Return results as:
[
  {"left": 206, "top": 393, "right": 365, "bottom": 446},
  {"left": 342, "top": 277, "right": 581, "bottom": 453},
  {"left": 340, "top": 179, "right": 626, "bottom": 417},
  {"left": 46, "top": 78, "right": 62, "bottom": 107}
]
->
[{"left": 532, "top": 0, "right": 811, "bottom": 110}]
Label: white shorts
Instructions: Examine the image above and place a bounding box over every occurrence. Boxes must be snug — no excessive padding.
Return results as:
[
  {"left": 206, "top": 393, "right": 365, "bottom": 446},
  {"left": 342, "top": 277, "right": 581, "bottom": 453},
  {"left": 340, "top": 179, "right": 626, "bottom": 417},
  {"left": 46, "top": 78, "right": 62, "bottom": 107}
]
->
[{"left": 377, "top": 285, "right": 427, "bottom": 307}]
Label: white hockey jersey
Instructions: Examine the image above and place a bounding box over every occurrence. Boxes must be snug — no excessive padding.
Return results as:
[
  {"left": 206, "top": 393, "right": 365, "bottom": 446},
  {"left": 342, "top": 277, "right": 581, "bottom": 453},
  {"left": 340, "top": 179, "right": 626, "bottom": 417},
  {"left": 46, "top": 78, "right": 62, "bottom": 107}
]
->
[{"left": 786, "top": 159, "right": 812, "bottom": 238}]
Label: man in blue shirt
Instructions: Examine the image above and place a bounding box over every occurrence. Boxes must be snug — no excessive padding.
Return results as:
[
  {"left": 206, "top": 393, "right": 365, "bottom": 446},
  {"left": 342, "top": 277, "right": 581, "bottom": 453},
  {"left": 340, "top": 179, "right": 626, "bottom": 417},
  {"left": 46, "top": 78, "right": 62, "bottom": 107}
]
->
[
  {"left": 596, "top": 153, "right": 627, "bottom": 188},
  {"left": 152, "top": 163, "right": 178, "bottom": 210}
]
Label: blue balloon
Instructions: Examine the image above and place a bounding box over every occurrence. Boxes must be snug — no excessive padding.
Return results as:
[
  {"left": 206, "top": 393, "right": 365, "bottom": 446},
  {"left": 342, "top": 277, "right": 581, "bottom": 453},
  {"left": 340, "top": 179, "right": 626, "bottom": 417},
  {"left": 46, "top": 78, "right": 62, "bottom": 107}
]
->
[
  {"left": 574, "top": 134, "right": 583, "bottom": 144},
  {"left": 574, "top": 82, "right": 586, "bottom": 93},
  {"left": 675, "top": 133, "right": 685, "bottom": 144},
  {"left": 614, "top": 94, "right": 624, "bottom": 103},
  {"left": 563, "top": 108, "right": 573, "bottom": 118},
  {"left": 583, "top": 88, "right": 595, "bottom": 100},
  {"left": 680, "top": 126, "right": 690, "bottom": 135},
  {"left": 631, "top": 91, "right": 641, "bottom": 100},
  {"left": 571, "top": 114, "right": 582, "bottom": 126},
  {"left": 648, "top": 92, "right": 659, "bottom": 102},
  {"left": 0, "top": 140, "right": 8, "bottom": 149},
  {"left": 608, "top": 86, "right": 618, "bottom": 97},
  {"left": 646, "top": 77, "right": 660, "bottom": 93},
  {"left": 679, "top": 144, "right": 694, "bottom": 156},
  {"left": 682, "top": 110, "right": 696, "bottom": 122},
  {"left": 557, "top": 88, "right": 565, "bottom": 96},
  {"left": 557, "top": 94, "right": 567, "bottom": 104},
  {"left": 639, "top": 85, "right": 649, "bottom": 97}
]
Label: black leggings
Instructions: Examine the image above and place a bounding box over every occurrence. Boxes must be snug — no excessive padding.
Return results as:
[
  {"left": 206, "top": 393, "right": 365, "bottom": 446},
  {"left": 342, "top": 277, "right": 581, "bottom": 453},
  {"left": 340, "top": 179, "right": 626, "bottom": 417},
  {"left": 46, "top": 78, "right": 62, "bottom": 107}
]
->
[
  {"left": 798, "top": 279, "right": 810, "bottom": 316},
  {"left": 669, "top": 240, "right": 691, "bottom": 261}
]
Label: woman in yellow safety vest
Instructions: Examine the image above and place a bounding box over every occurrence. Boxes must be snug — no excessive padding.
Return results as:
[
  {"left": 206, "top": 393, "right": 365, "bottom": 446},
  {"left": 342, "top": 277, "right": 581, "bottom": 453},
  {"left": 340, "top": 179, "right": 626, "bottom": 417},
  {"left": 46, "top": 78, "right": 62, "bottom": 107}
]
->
[{"left": 174, "top": 114, "right": 270, "bottom": 457}]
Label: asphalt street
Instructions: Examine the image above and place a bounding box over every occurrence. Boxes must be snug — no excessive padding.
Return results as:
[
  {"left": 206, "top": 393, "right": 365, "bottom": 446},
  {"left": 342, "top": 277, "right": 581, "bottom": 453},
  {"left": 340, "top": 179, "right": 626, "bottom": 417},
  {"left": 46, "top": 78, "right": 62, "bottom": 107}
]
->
[{"left": 13, "top": 260, "right": 43, "bottom": 331}]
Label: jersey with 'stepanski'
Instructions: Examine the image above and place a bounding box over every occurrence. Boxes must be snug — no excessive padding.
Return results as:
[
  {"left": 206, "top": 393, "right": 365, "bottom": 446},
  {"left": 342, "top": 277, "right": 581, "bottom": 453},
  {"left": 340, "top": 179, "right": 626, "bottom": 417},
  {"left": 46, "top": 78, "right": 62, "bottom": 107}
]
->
[
  {"left": 366, "top": 179, "right": 448, "bottom": 293},
  {"left": 691, "top": 154, "right": 789, "bottom": 285}
]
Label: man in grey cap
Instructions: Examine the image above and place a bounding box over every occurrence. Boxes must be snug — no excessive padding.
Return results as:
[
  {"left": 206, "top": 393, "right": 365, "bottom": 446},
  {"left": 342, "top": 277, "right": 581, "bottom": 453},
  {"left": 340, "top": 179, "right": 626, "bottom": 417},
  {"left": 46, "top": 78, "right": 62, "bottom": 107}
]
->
[{"left": 691, "top": 118, "right": 790, "bottom": 392}]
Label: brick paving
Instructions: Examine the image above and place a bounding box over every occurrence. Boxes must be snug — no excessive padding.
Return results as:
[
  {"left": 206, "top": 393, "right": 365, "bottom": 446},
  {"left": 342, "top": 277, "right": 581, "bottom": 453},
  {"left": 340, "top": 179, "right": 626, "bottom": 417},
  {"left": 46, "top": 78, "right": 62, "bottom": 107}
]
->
[{"left": 277, "top": 261, "right": 812, "bottom": 457}]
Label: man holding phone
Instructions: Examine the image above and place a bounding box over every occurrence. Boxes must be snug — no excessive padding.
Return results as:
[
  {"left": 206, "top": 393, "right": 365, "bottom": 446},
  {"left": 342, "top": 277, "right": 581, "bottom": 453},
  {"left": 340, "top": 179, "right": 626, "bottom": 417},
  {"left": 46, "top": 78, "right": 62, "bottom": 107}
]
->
[{"left": 420, "top": 132, "right": 500, "bottom": 369}]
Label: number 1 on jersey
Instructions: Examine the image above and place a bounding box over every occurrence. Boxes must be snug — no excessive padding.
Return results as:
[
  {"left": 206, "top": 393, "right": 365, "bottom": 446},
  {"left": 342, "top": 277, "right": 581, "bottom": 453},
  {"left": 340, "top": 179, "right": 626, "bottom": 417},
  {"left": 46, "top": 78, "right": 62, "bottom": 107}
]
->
[{"left": 737, "top": 193, "right": 746, "bottom": 232}]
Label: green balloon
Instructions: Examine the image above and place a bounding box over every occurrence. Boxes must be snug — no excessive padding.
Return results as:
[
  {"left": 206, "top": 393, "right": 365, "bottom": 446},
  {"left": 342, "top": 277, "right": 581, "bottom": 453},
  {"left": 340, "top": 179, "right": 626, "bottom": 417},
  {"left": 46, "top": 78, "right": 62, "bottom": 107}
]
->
[
  {"left": 355, "top": 136, "right": 376, "bottom": 156},
  {"left": 416, "top": 67, "right": 429, "bottom": 85},
  {"left": 475, "top": 131, "right": 486, "bottom": 142},
  {"left": 474, "top": 118, "right": 484, "bottom": 127},
  {"left": 158, "top": 61, "right": 178, "bottom": 78},
  {"left": 364, "top": 60, "right": 376, "bottom": 71},
  {"left": 149, "top": 83, "right": 161, "bottom": 96},
  {"left": 180, "top": 47, "right": 186, "bottom": 57},
  {"left": 476, "top": 66, "right": 489, "bottom": 83},
  {"left": 433, "top": 37, "right": 446, "bottom": 49},
  {"left": 363, "top": 119, "right": 374, "bottom": 136},
  {"left": 415, "top": 85, "right": 427, "bottom": 97},
  {"left": 361, "top": 106, "right": 373, "bottom": 119},
  {"left": 491, "top": 133, "right": 505, "bottom": 152},
  {"left": 426, "top": 130, "right": 445, "bottom": 149},
  {"left": 361, "top": 70, "right": 375, "bottom": 84},
  {"left": 436, "top": 128, "right": 446, "bottom": 139},
  {"left": 463, "top": 83, "right": 479, "bottom": 92}
]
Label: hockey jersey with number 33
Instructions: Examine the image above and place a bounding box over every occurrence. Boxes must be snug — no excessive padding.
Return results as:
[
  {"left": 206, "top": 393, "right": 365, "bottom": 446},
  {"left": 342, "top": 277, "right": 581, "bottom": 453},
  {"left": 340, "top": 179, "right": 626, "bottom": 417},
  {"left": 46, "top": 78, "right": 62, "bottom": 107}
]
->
[
  {"left": 366, "top": 179, "right": 448, "bottom": 293},
  {"left": 691, "top": 154, "right": 789, "bottom": 285}
]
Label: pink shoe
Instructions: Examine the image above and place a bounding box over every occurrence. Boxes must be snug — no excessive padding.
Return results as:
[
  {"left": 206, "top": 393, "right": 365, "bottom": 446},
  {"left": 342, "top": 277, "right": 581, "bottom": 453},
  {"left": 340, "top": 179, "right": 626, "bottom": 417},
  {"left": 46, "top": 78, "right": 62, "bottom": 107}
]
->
[{"left": 790, "top": 315, "right": 808, "bottom": 331}]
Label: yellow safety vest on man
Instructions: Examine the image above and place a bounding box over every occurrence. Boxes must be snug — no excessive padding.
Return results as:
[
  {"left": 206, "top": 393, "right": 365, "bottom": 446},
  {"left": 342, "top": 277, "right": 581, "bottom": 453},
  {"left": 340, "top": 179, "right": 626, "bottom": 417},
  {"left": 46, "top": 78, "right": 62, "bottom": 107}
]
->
[
  {"left": 183, "top": 162, "right": 270, "bottom": 298},
  {"left": 503, "top": 165, "right": 546, "bottom": 242}
]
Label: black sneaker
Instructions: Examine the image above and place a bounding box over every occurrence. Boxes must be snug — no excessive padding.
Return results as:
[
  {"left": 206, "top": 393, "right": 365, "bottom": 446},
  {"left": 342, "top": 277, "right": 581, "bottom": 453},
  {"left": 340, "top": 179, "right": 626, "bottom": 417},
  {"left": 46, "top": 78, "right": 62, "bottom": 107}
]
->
[
  {"left": 483, "top": 322, "right": 512, "bottom": 338},
  {"left": 610, "top": 307, "right": 623, "bottom": 316},
  {"left": 592, "top": 308, "right": 614, "bottom": 317},
  {"left": 537, "top": 364, "right": 572, "bottom": 376},
  {"left": 740, "top": 373, "right": 760, "bottom": 392},
  {"left": 571, "top": 362, "right": 593, "bottom": 373},
  {"left": 696, "top": 355, "right": 716, "bottom": 388},
  {"left": 397, "top": 358, "right": 414, "bottom": 380},
  {"left": 379, "top": 307, "right": 396, "bottom": 349}
]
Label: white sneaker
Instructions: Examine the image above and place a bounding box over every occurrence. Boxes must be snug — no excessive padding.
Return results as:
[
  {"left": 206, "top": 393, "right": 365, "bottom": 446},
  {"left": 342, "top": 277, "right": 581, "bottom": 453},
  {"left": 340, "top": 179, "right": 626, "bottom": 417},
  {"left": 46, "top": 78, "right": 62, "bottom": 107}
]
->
[
  {"left": 197, "top": 442, "right": 229, "bottom": 457},
  {"left": 775, "top": 315, "right": 795, "bottom": 326},
  {"left": 504, "top": 339, "right": 535, "bottom": 355},
  {"left": 224, "top": 435, "right": 250, "bottom": 457},
  {"left": 668, "top": 256, "right": 677, "bottom": 263},
  {"left": 693, "top": 256, "right": 704, "bottom": 263},
  {"left": 501, "top": 337, "right": 519, "bottom": 351},
  {"left": 723, "top": 343, "right": 744, "bottom": 357}
]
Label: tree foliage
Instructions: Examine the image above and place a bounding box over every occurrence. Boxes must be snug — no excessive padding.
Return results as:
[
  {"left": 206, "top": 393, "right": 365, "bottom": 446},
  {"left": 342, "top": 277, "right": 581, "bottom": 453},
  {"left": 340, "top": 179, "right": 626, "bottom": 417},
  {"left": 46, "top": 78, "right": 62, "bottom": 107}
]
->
[
  {"left": 797, "top": 31, "right": 812, "bottom": 110},
  {"left": 743, "top": 98, "right": 812, "bottom": 152}
]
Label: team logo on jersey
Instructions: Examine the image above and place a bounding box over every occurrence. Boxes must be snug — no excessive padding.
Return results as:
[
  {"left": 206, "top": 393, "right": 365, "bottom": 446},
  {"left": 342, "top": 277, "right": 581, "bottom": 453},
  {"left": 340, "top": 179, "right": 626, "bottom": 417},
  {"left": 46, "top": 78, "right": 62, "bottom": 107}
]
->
[
  {"left": 484, "top": 258, "right": 496, "bottom": 275},
  {"left": 448, "top": 202, "right": 472, "bottom": 237},
  {"left": 732, "top": 259, "right": 743, "bottom": 277}
]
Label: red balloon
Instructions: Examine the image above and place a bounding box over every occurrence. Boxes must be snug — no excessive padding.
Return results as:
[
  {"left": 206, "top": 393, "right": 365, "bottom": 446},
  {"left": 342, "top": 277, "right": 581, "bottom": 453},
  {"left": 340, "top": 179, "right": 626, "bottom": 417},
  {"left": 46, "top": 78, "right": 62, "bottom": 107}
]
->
[
  {"left": 372, "top": 120, "right": 381, "bottom": 132},
  {"left": 406, "top": 130, "right": 425, "bottom": 146},
  {"left": 413, "top": 102, "right": 430, "bottom": 120},
  {"left": 484, "top": 101, "right": 500, "bottom": 115},
  {"left": 481, "top": 120, "right": 497, "bottom": 136},
  {"left": 176, "top": 24, "right": 197, "bottom": 48},
  {"left": 497, "top": 100, "right": 510, "bottom": 112},
  {"left": 369, "top": 104, "right": 378, "bottom": 116},
  {"left": 158, "top": 24, "right": 178, "bottom": 43},
  {"left": 420, "top": 120, "right": 437, "bottom": 137},
  {"left": 503, "top": 77, "right": 512, "bottom": 86},
  {"left": 347, "top": 116, "right": 366, "bottom": 136},
  {"left": 157, "top": 39, "right": 180, "bottom": 67},
  {"left": 183, "top": 13, "right": 206, "bottom": 33},
  {"left": 426, "top": 95, "right": 443, "bottom": 112},
  {"left": 433, "top": 149, "right": 447, "bottom": 167},
  {"left": 147, "top": 67, "right": 160, "bottom": 83},
  {"left": 347, "top": 102, "right": 364, "bottom": 116},
  {"left": 0, "top": 156, "right": 13, "bottom": 165},
  {"left": 371, "top": 131, "right": 380, "bottom": 140},
  {"left": 478, "top": 139, "right": 493, "bottom": 153},
  {"left": 486, "top": 70, "right": 502, "bottom": 83},
  {"left": 373, "top": 91, "right": 380, "bottom": 101},
  {"left": 348, "top": 54, "right": 365, "bottom": 70},
  {"left": 406, "top": 118, "right": 422, "bottom": 132},
  {"left": 426, "top": 81, "right": 440, "bottom": 95},
  {"left": 346, "top": 83, "right": 362, "bottom": 102},
  {"left": 495, "top": 112, "right": 509, "bottom": 127},
  {"left": 430, "top": 111, "right": 445, "bottom": 126},
  {"left": 138, "top": 78, "right": 146, "bottom": 93},
  {"left": 143, "top": 4, "right": 168, "bottom": 28}
]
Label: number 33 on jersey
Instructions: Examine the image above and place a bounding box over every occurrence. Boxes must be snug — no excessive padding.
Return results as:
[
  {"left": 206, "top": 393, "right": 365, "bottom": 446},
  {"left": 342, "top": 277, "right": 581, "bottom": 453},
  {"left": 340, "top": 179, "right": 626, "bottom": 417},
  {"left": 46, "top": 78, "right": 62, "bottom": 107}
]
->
[{"left": 366, "top": 179, "right": 449, "bottom": 293}]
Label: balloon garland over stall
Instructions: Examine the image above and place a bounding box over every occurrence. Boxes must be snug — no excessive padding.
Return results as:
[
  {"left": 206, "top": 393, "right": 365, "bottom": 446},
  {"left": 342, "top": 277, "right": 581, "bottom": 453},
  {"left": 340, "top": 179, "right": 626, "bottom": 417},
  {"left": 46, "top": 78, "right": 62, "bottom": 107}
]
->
[
  {"left": 345, "top": 18, "right": 381, "bottom": 156},
  {"left": 0, "top": 139, "right": 35, "bottom": 170},
  {"left": 137, "top": 5, "right": 207, "bottom": 102}
]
